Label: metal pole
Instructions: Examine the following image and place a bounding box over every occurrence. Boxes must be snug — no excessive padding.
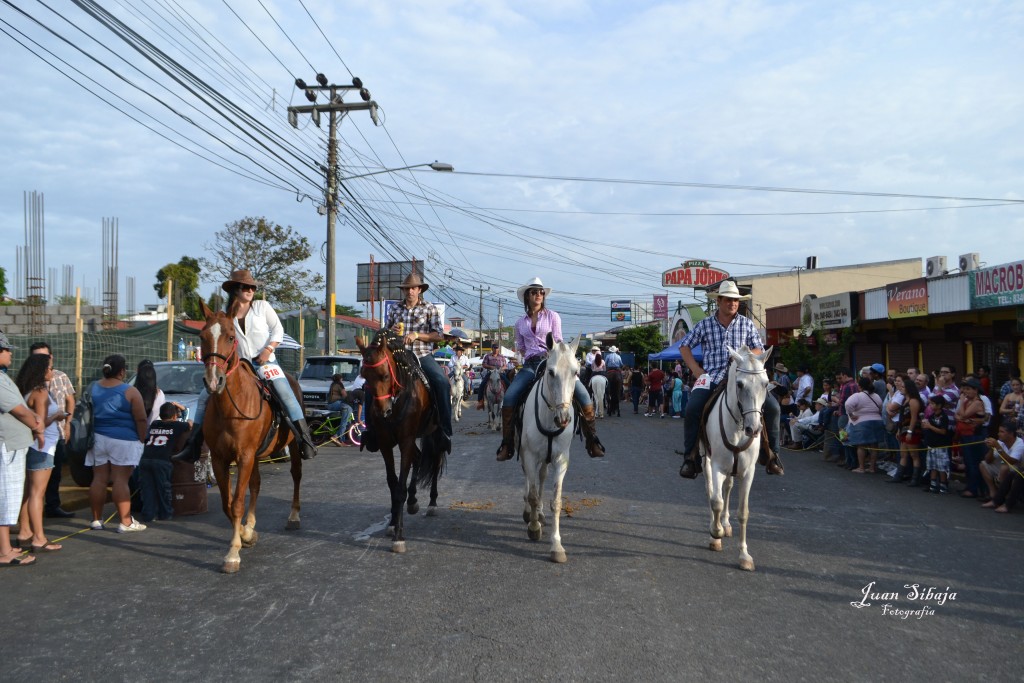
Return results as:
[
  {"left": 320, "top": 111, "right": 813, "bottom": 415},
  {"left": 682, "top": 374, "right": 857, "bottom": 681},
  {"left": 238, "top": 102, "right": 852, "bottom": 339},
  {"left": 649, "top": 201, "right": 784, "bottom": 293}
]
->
[{"left": 325, "top": 108, "right": 338, "bottom": 355}]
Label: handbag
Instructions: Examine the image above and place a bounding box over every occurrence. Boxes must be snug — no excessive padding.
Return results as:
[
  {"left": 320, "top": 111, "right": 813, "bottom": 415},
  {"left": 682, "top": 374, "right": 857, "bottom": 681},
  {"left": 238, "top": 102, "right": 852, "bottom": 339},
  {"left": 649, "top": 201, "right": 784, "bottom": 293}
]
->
[{"left": 66, "top": 382, "right": 95, "bottom": 486}]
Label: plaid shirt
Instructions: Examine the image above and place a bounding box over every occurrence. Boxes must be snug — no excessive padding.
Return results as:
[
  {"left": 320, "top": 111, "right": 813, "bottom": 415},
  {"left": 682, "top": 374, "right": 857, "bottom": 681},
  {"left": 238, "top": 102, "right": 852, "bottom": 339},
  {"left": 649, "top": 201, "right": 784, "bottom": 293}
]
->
[
  {"left": 385, "top": 300, "right": 442, "bottom": 358},
  {"left": 680, "top": 313, "right": 763, "bottom": 383},
  {"left": 837, "top": 379, "right": 858, "bottom": 417}
]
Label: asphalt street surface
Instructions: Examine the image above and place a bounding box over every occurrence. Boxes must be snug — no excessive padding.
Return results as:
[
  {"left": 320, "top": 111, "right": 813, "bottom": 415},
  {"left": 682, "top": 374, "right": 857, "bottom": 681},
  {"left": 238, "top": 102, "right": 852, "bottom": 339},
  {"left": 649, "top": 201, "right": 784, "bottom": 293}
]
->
[{"left": 2, "top": 403, "right": 1022, "bottom": 682}]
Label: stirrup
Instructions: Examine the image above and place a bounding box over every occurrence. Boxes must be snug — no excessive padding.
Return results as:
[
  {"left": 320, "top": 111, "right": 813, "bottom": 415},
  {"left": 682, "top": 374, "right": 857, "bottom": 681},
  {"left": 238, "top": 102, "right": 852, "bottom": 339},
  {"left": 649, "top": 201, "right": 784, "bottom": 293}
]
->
[{"left": 496, "top": 441, "right": 514, "bottom": 462}]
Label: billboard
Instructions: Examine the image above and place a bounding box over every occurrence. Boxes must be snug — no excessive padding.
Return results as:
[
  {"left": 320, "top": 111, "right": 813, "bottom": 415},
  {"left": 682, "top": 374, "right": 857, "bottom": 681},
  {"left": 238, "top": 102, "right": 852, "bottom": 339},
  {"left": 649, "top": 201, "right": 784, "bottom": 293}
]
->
[
  {"left": 610, "top": 300, "right": 631, "bottom": 322},
  {"left": 356, "top": 260, "right": 422, "bottom": 303},
  {"left": 809, "top": 292, "right": 854, "bottom": 329},
  {"left": 887, "top": 278, "right": 928, "bottom": 318}
]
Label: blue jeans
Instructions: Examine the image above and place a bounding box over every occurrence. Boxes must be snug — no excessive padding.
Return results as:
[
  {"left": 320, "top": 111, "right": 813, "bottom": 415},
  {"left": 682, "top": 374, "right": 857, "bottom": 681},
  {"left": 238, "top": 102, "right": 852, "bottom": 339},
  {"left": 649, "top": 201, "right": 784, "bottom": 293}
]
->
[
  {"left": 419, "top": 354, "right": 452, "bottom": 438},
  {"left": 325, "top": 400, "right": 354, "bottom": 436},
  {"left": 631, "top": 386, "right": 642, "bottom": 412},
  {"left": 504, "top": 357, "right": 592, "bottom": 411},
  {"left": 682, "top": 382, "right": 780, "bottom": 457},
  {"left": 960, "top": 434, "right": 987, "bottom": 495},
  {"left": 138, "top": 458, "right": 173, "bottom": 521}
]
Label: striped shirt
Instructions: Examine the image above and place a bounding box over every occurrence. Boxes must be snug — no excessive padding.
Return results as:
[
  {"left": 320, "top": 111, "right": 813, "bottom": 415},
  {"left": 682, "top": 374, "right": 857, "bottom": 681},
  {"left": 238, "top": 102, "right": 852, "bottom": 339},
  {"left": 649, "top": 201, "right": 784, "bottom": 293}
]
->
[
  {"left": 680, "top": 313, "right": 763, "bottom": 384},
  {"left": 385, "top": 300, "right": 443, "bottom": 358},
  {"left": 514, "top": 309, "right": 563, "bottom": 361}
]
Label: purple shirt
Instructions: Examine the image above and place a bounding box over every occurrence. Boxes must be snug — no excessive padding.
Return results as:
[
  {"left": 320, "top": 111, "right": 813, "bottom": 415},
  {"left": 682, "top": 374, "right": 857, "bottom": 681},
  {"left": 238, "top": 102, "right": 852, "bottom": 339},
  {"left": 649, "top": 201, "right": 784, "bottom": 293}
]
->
[{"left": 514, "top": 309, "right": 563, "bottom": 361}]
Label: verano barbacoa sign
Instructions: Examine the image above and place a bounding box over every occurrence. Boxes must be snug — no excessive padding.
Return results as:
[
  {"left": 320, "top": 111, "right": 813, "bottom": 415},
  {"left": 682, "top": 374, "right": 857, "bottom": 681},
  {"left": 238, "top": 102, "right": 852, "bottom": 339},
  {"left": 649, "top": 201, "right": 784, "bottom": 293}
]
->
[{"left": 662, "top": 260, "right": 730, "bottom": 288}]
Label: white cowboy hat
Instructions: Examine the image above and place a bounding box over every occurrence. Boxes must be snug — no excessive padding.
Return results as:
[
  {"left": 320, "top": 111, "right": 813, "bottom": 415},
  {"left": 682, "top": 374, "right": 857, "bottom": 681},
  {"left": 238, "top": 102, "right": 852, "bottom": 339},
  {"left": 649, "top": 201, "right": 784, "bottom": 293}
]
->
[
  {"left": 709, "top": 280, "right": 751, "bottom": 301},
  {"left": 516, "top": 277, "right": 552, "bottom": 304},
  {"left": 607, "top": 346, "right": 619, "bottom": 353}
]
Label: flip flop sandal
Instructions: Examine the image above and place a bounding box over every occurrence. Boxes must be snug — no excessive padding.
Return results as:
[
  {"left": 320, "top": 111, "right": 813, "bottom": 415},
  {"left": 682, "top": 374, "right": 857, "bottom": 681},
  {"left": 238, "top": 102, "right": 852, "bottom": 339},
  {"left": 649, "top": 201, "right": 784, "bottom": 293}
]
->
[
  {"left": 0, "top": 554, "right": 36, "bottom": 567},
  {"left": 31, "top": 543, "right": 62, "bottom": 553}
]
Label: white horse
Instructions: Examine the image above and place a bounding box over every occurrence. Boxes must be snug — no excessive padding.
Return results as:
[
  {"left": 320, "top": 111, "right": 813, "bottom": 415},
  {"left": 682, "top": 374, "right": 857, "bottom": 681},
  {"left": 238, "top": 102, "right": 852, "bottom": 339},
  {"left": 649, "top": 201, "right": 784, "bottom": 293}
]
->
[
  {"left": 449, "top": 363, "right": 465, "bottom": 422},
  {"left": 700, "top": 345, "right": 771, "bottom": 572},
  {"left": 519, "top": 335, "right": 580, "bottom": 563},
  {"left": 485, "top": 370, "right": 504, "bottom": 432},
  {"left": 590, "top": 373, "right": 608, "bottom": 418}
]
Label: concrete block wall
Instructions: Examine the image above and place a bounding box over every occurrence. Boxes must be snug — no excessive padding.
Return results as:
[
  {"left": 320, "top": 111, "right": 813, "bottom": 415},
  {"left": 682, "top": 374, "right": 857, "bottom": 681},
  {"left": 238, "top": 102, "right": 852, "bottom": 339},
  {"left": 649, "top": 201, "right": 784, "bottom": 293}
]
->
[{"left": 0, "top": 305, "right": 106, "bottom": 335}]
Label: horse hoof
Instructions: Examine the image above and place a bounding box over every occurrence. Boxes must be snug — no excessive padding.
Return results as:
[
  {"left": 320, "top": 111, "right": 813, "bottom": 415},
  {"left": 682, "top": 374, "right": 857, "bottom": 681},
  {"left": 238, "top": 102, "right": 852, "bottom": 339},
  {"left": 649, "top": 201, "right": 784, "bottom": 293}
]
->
[
  {"left": 426, "top": 506, "right": 438, "bottom": 517},
  {"left": 240, "top": 531, "right": 259, "bottom": 548},
  {"left": 527, "top": 526, "right": 542, "bottom": 541},
  {"left": 739, "top": 559, "right": 755, "bottom": 571},
  {"left": 221, "top": 561, "right": 240, "bottom": 574},
  {"left": 523, "top": 510, "right": 531, "bottom": 523},
  {"left": 709, "top": 539, "right": 722, "bottom": 552},
  {"left": 550, "top": 550, "right": 567, "bottom": 564},
  {"left": 407, "top": 502, "right": 420, "bottom": 515},
  {"left": 285, "top": 520, "right": 300, "bottom": 531},
  {"left": 724, "top": 526, "right": 733, "bottom": 538},
  {"left": 392, "top": 541, "right": 407, "bottom": 554}
]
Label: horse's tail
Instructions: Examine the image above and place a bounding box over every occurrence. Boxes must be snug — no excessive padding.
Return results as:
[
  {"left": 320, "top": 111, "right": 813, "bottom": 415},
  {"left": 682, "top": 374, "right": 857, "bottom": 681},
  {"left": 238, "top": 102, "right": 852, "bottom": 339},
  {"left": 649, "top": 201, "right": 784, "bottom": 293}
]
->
[{"left": 416, "top": 435, "right": 447, "bottom": 487}]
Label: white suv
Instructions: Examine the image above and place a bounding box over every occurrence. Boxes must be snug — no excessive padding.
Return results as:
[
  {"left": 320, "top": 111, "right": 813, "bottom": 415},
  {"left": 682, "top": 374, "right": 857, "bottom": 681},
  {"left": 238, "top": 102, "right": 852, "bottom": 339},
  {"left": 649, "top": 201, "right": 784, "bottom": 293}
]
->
[{"left": 298, "top": 355, "right": 362, "bottom": 414}]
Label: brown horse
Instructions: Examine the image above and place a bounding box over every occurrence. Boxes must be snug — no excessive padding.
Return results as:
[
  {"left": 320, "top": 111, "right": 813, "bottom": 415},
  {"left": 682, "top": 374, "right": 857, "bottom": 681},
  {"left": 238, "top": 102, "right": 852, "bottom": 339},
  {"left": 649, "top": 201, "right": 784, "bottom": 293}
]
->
[
  {"left": 356, "top": 329, "right": 446, "bottom": 553},
  {"left": 198, "top": 302, "right": 303, "bottom": 573}
]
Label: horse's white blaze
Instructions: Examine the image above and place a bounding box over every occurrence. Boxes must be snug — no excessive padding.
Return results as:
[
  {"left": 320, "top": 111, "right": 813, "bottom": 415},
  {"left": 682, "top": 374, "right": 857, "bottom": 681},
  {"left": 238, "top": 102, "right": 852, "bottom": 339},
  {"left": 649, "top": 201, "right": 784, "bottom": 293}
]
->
[
  {"left": 518, "top": 338, "right": 579, "bottom": 563},
  {"left": 702, "top": 345, "right": 770, "bottom": 572}
]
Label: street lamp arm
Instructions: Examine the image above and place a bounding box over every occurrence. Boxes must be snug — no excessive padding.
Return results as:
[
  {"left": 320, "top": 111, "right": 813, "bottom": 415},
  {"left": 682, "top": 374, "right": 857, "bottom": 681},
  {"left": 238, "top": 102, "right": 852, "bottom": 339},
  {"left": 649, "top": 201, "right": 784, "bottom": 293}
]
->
[{"left": 339, "top": 162, "right": 454, "bottom": 181}]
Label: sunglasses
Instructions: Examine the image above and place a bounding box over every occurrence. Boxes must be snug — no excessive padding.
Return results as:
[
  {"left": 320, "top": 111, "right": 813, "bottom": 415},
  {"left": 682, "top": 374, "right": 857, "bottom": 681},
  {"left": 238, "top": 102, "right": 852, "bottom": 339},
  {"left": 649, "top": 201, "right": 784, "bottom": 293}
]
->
[
  {"left": 528, "top": 289, "right": 545, "bottom": 296},
  {"left": 239, "top": 284, "right": 257, "bottom": 292}
]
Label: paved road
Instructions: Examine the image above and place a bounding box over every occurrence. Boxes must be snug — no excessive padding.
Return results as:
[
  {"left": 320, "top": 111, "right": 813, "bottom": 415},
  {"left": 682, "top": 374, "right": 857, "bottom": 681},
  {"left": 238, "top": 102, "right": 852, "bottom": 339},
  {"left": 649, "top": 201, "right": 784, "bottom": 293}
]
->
[{"left": 3, "top": 405, "right": 1021, "bottom": 682}]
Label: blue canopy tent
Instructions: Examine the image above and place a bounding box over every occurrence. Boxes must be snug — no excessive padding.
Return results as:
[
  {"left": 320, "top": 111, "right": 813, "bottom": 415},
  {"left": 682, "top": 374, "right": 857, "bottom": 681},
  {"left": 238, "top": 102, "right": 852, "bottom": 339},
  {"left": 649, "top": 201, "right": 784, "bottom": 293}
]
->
[{"left": 649, "top": 340, "right": 702, "bottom": 363}]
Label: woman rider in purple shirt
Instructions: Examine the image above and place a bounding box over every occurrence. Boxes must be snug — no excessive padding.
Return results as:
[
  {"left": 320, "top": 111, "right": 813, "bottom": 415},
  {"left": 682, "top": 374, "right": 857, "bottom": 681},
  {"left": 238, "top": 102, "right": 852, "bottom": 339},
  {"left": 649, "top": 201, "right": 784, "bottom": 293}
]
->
[{"left": 495, "top": 277, "right": 605, "bottom": 462}]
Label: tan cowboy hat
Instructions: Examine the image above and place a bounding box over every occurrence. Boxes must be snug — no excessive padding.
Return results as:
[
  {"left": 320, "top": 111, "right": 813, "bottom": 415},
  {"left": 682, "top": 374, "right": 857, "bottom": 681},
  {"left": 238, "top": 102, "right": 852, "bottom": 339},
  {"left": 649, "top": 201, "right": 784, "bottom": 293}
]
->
[
  {"left": 398, "top": 271, "right": 429, "bottom": 293},
  {"left": 774, "top": 362, "right": 788, "bottom": 373},
  {"left": 710, "top": 280, "right": 751, "bottom": 301},
  {"left": 607, "top": 346, "right": 619, "bottom": 353},
  {"left": 814, "top": 396, "right": 829, "bottom": 406},
  {"left": 221, "top": 269, "right": 261, "bottom": 292},
  {"left": 516, "top": 277, "right": 551, "bottom": 304}
]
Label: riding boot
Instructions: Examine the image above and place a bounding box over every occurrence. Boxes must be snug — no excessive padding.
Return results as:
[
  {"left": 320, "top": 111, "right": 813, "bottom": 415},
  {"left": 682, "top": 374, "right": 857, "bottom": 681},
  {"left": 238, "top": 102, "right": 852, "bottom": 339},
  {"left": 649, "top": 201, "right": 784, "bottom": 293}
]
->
[
  {"left": 496, "top": 406, "right": 517, "bottom": 461},
  {"left": 170, "top": 428, "right": 204, "bottom": 463},
  {"left": 758, "top": 446, "right": 785, "bottom": 476},
  {"left": 679, "top": 450, "right": 702, "bottom": 479},
  {"left": 887, "top": 464, "right": 905, "bottom": 482},
  {"left": 290, "top": 418, "right": 318, "bottom": 460},
  {"left": 476, "top": 400, "right": 484, "bottom": 410},
  {"left": 579, "top": 404, "right": 606, "bottom": 457}
]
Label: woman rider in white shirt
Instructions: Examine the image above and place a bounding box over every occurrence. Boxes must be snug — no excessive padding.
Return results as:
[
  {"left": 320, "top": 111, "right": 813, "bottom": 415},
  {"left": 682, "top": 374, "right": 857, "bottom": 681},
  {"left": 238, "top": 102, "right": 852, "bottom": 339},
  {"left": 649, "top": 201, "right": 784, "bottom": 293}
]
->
[{"left": 174, "top": 270, "right": 316, "bottom": 462}]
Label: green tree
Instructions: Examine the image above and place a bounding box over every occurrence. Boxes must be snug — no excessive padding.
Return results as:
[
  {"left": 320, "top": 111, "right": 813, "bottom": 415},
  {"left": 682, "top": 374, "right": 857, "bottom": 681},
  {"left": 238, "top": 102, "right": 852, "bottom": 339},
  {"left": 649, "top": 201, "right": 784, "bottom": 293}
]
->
[
  {"left": 154, "top": 257, "right": 202, "bottom": 319},
  {"left": 776, "top": 326, "right": 855, "bottom": 397},
  {"left": 335, "top": 303, "right": 362, "bottom": 317},
  {"left": 55, "top": 294, "right": 92, "bottom": 306},
  {"left": 206, "top": 289, "right": 225, "bottom": 313},
  {"left": 615, "top": 324, "right": 664, "bottom": 364},
  {"left": 198, "top": 216, "right": 323, "bottom": 308},
  {"left": 0, "top": 266, "right": 7, "bottom": 299}
]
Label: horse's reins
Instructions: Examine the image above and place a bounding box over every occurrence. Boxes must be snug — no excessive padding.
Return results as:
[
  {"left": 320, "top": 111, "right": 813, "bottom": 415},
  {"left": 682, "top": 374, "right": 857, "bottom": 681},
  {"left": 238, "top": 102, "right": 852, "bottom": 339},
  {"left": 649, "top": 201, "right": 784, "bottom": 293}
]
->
[
  {"left": 203, "top": 337, "right": 264, "bottom": 421},
  {"left": 363, "top": 349, "right": 404, "bottom": 405},
  {"left": 532, "top": 371, "right": 574, "bottom": 463},
  {"left": 717, "top": 365, "right": 767, "bottom": 457}
]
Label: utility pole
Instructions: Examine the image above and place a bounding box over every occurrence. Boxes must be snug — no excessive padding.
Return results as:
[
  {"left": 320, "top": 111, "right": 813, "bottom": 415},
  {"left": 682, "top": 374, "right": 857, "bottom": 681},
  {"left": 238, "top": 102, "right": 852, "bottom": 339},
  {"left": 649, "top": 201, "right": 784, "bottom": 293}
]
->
[
  {"left": 288, "top": 74, "right": 380, "bottom": 354},
  {"left": 473, "top": 285, "right": 490, "bottom": 347},
  {"left": 497, "top": 299, "right": 504, "bottom": 346}
]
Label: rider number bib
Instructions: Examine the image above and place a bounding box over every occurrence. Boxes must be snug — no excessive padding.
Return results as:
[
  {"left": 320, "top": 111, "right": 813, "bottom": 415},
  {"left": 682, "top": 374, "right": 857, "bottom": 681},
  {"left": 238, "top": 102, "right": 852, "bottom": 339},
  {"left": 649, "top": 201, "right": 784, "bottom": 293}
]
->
[
  {"left": 257, "top": 363, "right": 284, "bottom": 381},
  {"left": 693, "top": 374, "right": 712, "bottom": 391}
]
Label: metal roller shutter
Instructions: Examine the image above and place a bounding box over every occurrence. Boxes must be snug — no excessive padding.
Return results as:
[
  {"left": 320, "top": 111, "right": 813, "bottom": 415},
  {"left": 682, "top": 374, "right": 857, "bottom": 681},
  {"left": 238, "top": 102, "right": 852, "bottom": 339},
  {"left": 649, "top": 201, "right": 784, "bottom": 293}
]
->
[
  {"left": 886, "top": 343, "right": 915, "bottom": 374},
  {"left": 921, "top": 341, "right": 964, "bottom": 376}
]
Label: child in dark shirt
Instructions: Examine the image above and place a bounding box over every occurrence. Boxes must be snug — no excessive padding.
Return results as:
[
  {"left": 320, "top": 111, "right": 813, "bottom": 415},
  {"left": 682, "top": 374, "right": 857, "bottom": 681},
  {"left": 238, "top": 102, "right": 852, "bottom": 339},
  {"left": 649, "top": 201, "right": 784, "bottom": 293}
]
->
[
  {"left": 139, "top": 403, "right": 192, "bottom": 522},
  {"left": 920, "top": 394, "right": 954, "bottom": 493}
]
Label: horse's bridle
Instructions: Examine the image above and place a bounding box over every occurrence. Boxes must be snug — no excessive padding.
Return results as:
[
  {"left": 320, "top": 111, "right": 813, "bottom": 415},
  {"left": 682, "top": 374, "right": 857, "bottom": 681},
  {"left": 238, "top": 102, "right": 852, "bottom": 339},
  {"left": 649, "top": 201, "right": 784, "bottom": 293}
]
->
[
  {"left": 363, "top": 346, "right": 404, "bottom": 409},
  {"left": 204, "top": 337, "right": 240, "bottom": 376},
  {"left": 718, "top": 365, "right": 767, "bottom": 455}
]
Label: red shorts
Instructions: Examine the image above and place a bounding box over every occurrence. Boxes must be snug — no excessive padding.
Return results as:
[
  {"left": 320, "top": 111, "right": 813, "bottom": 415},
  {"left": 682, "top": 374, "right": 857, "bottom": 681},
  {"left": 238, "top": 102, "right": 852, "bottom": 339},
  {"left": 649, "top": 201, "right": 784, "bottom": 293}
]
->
[{"left": 899, "top": 431, "right": 922, "bottom": 445}]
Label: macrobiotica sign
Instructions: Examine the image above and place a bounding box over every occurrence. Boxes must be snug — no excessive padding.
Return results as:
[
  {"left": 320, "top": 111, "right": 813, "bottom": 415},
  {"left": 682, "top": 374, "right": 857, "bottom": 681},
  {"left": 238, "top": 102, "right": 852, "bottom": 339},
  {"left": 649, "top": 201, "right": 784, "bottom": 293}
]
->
[
  {"left": 972, "top": 259, "right": 1024, "bottom": 309},
  {"left": 662, "top": 260, "right": 730, "bottom": 288}
]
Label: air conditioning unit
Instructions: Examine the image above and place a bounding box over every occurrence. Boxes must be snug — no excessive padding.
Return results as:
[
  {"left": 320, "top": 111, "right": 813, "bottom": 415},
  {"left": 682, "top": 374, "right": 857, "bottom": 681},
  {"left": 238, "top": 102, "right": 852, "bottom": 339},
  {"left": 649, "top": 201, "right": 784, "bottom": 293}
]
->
[
  {"left": 958, "top": 252, "right": 980, "bottom": 272},
  {"left": 926, "top": 256, "right": 947, "bottom": 278}
]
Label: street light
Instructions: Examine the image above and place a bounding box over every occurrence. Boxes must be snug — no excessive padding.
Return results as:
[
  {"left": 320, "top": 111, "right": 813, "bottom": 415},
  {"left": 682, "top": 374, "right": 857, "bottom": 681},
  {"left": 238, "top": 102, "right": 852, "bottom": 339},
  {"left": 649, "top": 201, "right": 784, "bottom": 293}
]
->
[{"left": 323, "top": 161, "right": 454, "bottom": 353}]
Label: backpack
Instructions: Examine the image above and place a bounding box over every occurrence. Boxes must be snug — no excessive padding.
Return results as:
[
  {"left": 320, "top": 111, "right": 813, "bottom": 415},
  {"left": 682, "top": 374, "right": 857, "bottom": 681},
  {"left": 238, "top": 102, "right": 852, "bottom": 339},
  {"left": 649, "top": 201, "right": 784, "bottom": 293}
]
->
[{"left": 66, "top": 382, "right": 95, "bottom": 486}]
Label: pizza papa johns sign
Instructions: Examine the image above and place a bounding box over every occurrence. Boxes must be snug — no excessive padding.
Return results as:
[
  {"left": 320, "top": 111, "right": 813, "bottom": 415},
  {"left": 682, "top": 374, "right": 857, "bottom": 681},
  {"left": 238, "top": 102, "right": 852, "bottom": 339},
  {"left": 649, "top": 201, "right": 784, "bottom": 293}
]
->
[{"left": 661, "top": 260, "right": 730, "bottom": 288}]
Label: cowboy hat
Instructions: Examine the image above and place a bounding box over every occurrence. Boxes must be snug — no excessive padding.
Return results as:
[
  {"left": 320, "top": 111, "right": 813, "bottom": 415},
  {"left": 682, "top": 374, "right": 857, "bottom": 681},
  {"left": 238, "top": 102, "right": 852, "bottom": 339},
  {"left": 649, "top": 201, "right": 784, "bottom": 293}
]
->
[
  {"left": 398, "top": 272, "right": 429, "bottom": 293},
  {"left": 221, "top": 269, "right": 261, "bottom": 292},
  {"left": 774, "top": 362, "right": 788, "bottom": 373},
  {"left": 516, "top": 277, "right": 551, "bottom": 304},
  {"left": 814, "top": 396, "right": 829, "bottom": 406},
  {"left": 607, "top": 346, "right": 619, "bottom": 353},
  {"left": 710, "top": 280, "right": 751, "bottom": 301}
]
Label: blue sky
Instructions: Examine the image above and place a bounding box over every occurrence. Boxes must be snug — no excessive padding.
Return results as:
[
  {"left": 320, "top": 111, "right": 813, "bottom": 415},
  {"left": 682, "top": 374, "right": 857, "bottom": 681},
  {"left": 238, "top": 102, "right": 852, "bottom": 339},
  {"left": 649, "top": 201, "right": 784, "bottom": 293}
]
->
[{"left": 1, "top": 0, "right": 1022, "bottom": 336}]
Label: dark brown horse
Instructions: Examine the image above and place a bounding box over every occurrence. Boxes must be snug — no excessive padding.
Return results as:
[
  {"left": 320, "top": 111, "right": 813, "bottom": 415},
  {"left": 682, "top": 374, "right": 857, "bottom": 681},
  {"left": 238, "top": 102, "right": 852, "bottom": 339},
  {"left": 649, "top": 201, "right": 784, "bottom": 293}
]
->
[
  {"left": 198, "top": 302, "right": 303, "bottom": 573},
  {"left": 356, "top": 329, "right": 446, "bottom": 553}
]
